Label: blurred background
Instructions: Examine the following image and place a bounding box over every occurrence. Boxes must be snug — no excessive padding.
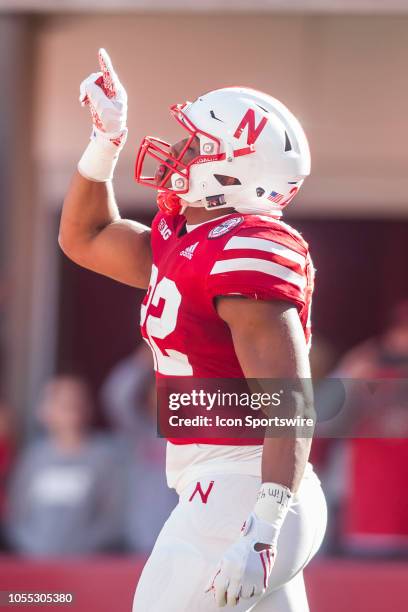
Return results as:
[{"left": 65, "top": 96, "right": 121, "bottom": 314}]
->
[{"left": 0, "top": 1, "right": 407, "bottom": 611}]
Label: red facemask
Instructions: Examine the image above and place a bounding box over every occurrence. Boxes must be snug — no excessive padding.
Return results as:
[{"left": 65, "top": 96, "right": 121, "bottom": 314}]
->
[{"left": 135, "top": 103, "right": 223, "bottom": 215}]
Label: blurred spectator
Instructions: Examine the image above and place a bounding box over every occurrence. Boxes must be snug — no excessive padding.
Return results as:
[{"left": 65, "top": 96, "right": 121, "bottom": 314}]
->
[
  {"left": 0, "top": 400, "right": 15, "bottom": 549},
  {"left": 320, "top": 301, "right": 408, "bottom": 557},
  {"left": 5, "top": 375, "right": 124, "bottom": 557},
  {"left": 101, "top": 344, "right": 177, "bottom": 553}
]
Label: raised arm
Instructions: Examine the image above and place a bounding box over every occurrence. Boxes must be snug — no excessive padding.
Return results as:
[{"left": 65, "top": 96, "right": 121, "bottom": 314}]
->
[
  {"left": 59, "top": 172, "right": 151, "bottom": 289},
  {"left": 58, "top": 49, "right": 152, "bottom": 289}
]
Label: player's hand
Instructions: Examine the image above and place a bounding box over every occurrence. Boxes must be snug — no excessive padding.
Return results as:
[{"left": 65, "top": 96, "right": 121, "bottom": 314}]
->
[
  {"left": 206, "top": 513, "right": 276, "bottom": 607},
  {"left": 77, "top": 49, "right": 128, "bottom": 181},
  {"left": 79, "top": 48, "right": 127, "bottom": 137}
]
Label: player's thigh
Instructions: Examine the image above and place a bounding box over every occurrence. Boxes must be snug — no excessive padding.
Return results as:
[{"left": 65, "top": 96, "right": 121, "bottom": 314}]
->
[
  {"left": 133, "top": 474, "right": 259, "bottom": 612},
  {"left": 251, "top": 571, "right": 309, "bottom": 612},
  {"left": 133, "top": 472, "right": 326, "bottom": 611},
  {"left": 132, "top": 533, "right": 210, "bottom": 611}
]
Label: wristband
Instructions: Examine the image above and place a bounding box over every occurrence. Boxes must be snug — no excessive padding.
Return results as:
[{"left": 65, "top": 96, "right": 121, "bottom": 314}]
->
[
  {"left": 253, "top": 482, "right": 292, "bottom": 546},
  {"left": 78, "top": 127, "right": 127, "bottom": 182}
]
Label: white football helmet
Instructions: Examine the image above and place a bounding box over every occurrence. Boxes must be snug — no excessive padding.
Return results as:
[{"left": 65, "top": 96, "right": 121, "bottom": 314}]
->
[{"left": 135, "top": 87, "right": 310, "bottom": 216}]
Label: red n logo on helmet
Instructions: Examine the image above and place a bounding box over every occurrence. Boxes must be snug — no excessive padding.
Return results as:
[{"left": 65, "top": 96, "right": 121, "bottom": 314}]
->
[
  {"left": 233, "top": 109, "right": 268, "bottom": 145},
  {"left": 188, "top": 480, "right": 215, "bottom": 504}
]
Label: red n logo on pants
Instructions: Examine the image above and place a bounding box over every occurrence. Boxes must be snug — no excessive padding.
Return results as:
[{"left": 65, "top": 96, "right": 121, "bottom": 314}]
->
[{"left": 188, "top": 481, "right": 215, "bottom": 504}]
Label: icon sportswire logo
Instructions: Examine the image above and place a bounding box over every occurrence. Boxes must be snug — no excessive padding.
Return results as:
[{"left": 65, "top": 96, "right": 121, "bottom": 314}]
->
[{"left": 180, "top": 242, "right": 199, "bottom": 260}]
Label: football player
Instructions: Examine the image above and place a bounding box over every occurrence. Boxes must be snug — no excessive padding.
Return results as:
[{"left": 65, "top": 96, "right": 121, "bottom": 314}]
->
[{"left": 59, "top": 49, "right": 327, "bottom": 611}]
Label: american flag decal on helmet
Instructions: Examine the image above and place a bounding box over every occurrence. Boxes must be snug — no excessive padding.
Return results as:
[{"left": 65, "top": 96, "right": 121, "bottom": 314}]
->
[{"left": 267, "top": 191, "right": 284, "bottom": 203}]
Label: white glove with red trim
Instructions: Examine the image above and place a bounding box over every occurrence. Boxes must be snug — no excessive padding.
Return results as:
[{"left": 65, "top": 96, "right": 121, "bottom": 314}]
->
[
  {"left": 206, "top": 482, "right": 292, "bottom": 608},
  {"left": 78, "top": 48, "right": 128, "bottom": 181}
]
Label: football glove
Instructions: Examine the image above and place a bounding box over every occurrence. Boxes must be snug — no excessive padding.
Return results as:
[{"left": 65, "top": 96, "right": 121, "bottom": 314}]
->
[
  {"left": 78, "top": 48, "right": 128, "bottom": 181},
  {"left": 206, "top": 482, "right": 292, "bottom": 608}
]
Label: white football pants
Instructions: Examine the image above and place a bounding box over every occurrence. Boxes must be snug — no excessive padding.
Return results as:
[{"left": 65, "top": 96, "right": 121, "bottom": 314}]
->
[{"left": 133, "top": 457, "right": 327, "bottom": 611}]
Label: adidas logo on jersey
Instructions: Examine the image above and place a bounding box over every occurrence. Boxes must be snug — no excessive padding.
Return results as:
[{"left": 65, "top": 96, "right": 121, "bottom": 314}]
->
[{"left": 180, "top": 242, "right": 199, "bottom": 260}]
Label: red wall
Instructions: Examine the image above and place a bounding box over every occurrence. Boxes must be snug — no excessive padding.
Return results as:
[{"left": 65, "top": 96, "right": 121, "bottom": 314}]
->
[{"left": 0, "top": 556, "right": 407, "bottom": 612}]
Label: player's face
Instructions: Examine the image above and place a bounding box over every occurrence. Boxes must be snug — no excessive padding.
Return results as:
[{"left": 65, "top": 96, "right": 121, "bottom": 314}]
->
[
  {"left": 155, "top": 136, "right": 200, "bottom": 187},
  {"left": 171, "top": 136, "right": 200, "bottom": 161}
]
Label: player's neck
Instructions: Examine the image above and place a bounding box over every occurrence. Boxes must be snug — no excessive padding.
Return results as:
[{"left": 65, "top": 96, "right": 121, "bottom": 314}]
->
[{"left": 182, "top": 206, "right": 236, "bottom": 225}]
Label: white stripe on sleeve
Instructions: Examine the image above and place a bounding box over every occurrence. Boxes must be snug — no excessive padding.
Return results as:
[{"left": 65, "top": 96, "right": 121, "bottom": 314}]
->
[
  {"left": 224, "top": 236, "right": 306, "bottom": 267},
  {"left": 210, "top": 257, "right": 306, "bottom": 290}
]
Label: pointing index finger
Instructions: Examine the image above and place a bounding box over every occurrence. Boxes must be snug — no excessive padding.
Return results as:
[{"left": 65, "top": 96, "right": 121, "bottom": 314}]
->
[{"left": 98, "top": 48, "right": 117, "bottom": 99}]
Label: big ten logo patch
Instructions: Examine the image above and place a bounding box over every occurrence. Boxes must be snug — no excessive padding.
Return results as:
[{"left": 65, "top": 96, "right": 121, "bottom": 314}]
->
[{"left": 158, "top": 218, "right": 172, "bottom": 240}]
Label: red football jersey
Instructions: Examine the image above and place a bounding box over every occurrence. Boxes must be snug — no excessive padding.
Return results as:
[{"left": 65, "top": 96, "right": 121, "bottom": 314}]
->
[{"left": 140, "top": 211, "right": 314, "bottom": 445}]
